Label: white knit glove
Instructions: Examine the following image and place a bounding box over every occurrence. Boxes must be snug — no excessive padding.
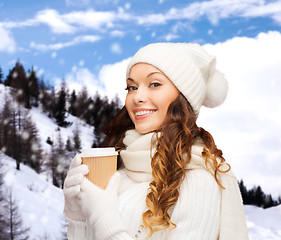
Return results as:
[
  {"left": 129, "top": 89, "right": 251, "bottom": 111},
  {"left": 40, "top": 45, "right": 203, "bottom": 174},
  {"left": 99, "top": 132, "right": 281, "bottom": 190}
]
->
[
  {"left": 63, "top": 154, "right": 89, "bottom": 221},
  {"left": 77, "top": 172, "right": 127, "bottom": 240}
]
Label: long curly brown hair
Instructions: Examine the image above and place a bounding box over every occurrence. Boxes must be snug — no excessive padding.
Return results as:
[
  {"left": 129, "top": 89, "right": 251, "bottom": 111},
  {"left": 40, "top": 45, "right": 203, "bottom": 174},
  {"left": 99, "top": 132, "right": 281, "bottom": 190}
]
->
[{"left": 102, "top": 94, "right": 230, "bottom": 237}]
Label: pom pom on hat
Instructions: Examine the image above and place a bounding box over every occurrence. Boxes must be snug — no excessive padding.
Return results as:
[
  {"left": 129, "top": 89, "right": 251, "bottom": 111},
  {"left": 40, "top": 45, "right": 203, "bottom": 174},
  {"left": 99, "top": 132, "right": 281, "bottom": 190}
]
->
[
  {"left": 203, "top": 70, "right": 228, "bottom": 108},
  {"left": 126, "top": 42, "right": 228, "bottom": 116}
]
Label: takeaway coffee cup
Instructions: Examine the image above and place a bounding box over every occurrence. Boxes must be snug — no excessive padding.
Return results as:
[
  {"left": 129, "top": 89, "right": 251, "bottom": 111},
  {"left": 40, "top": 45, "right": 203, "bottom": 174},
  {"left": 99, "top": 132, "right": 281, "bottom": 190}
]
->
[{"left": 80, "top": 148, "right": 118, "bottom": 189}]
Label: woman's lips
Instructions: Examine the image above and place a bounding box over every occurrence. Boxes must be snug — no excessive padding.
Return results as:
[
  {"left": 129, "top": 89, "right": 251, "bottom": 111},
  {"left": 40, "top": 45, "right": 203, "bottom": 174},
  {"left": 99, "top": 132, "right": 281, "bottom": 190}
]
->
[{"left": 134, "top": 109, "right": 157, "bottom": 120}]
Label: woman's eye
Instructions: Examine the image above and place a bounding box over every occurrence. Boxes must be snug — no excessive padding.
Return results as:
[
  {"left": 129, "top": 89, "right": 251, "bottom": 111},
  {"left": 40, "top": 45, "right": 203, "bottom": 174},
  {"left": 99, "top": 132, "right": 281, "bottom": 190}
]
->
[
  {"left": 150, "top": 82, "right": 161, "bottom": 88},
  {"left": 125, "top": 86, "right": 137, "bottom": 91}
]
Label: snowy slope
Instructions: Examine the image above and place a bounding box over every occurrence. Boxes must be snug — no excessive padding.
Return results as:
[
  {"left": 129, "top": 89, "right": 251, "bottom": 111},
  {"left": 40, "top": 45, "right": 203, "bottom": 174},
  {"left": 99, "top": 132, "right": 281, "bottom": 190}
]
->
[
  {"left": 245, "top": 205, "right": 281, "bottom": 239},
  {"left": 29, "top": 106, "right": 94, "bottom": 152},
  {"left": 1, "top": 152, "right": 65, "bottom": 240},
  {"left": 1, "top": 151, "right": 281, "bottom": 240},
  {"left": 0, "top": 83, "right": 95, "bottom": 153}
]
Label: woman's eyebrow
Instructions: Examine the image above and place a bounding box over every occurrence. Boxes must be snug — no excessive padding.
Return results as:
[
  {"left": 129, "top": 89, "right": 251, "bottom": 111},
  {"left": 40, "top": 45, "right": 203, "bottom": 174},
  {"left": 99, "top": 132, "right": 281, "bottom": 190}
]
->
[
  {"left": 146, "top": 71, "right": 163, "bottom": 78},
  {"left": 126, "top": 78, "right": 135, "bottom": 82}
]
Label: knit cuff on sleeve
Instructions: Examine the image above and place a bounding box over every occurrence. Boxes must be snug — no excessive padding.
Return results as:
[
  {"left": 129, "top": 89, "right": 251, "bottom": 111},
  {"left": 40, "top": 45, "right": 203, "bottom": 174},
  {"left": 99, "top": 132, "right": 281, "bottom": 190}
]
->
[
  {"left": 63, "top": 204, "right": 86, "bottom": 222},
  {"left": 92, "top": 212, "right": 127, "bottom": 240},
  {"left": 66, "top": 218, "right": 88, "bottom": 240}
]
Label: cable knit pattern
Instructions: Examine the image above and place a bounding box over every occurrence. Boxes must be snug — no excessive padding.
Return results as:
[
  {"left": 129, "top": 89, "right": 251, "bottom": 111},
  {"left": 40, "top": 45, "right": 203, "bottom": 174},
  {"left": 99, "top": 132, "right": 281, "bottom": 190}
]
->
[{"left": 65, "top": 130, "right": 249, "bottom": 240}]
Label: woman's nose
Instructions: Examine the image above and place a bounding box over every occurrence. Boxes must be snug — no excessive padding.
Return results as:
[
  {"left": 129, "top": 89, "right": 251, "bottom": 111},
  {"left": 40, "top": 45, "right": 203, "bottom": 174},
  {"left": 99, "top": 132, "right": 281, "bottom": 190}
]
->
[{"left": 134, "top": 87, "right": 148, "bottom": 104}]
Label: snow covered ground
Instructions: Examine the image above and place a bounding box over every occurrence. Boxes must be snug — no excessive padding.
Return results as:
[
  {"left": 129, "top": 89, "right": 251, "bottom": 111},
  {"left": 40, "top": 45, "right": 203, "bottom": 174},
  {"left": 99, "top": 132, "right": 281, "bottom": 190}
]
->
[
  {"left": 245, "top": 205, "right": 281, "bottom": 239},
  {"left": 1, "top": 152, "right": 65, "bottom": 239},
  {"left": 1, "top": 152, "right": 281, "bottom": 240}
]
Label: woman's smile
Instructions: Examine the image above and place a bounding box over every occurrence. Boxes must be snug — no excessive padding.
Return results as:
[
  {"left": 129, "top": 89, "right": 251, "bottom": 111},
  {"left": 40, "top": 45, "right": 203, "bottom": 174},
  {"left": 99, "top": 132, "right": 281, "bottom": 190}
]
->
[{"left": 134, "top": 108, "right": 157, "bottom": 120}]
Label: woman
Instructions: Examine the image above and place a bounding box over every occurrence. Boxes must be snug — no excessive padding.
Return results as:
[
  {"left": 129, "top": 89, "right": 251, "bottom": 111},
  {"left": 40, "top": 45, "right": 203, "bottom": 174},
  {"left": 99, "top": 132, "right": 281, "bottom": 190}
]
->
[{"left": 63, "top": 43, "right": 249, "bottom": 240}]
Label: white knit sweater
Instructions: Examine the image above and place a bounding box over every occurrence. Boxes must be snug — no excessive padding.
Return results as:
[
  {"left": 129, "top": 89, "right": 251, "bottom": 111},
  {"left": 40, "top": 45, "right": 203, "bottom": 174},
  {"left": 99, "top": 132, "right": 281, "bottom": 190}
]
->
[{"left": 66, "top": 130, "right": 249, "bottom": 240}]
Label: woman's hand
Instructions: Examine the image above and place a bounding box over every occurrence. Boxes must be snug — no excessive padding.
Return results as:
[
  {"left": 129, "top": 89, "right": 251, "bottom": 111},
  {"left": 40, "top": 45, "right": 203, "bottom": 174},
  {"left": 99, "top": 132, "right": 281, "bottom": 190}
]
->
[
  {"left": 77, "top": 171, "right": 121, "bottom": 226},
  {"left": 63, "top": 154, "right": 89, "bottom": 221},
  {"left": 77, "top": 172, "right": 127, "bottom": 240}
]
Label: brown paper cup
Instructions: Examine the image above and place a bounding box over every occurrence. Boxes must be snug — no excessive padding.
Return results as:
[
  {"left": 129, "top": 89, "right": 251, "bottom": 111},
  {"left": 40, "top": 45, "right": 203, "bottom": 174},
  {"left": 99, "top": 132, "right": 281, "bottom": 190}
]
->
[{"left": 81, "top": 148, "right": 118, "bottom": 189}]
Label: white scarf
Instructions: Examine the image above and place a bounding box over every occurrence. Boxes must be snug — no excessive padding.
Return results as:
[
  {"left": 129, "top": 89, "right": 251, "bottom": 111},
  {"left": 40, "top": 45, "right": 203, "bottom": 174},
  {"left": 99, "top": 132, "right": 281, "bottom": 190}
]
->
[
  {"left": 120, "top": 129, "right": 218, "bottom": 182},
  {"left": 120, "top": 129, "right": 249, "bottom": 240}
]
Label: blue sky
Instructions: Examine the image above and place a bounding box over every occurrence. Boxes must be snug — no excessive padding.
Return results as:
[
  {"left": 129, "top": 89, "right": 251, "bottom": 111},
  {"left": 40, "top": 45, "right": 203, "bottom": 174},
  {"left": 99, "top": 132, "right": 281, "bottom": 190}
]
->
[
  {"left": 1, "top": 0, "right": 281, "bottom": 82},
  {"left": 1, "top": 0, "right": 281, "bottom": 196}
]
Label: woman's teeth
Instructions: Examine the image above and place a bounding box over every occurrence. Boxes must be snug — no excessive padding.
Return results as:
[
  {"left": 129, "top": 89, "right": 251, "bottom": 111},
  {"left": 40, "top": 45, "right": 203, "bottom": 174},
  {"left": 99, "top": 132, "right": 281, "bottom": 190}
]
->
[{"left": 135, "top": 110, "right": 155, "bottom": 116}]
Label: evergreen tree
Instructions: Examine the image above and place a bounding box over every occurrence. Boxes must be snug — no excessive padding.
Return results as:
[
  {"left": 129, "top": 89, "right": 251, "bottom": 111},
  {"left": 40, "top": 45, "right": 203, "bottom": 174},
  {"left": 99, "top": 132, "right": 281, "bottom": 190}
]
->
[
  {"left": 238, "top": 180, "right": 248, "bottom": 204},
  {"left": 264, "top": 194, "right": 275, "bottom": 209},
  {"left": 6, "top": 61, "right": 30, "bottom": 109},
  {"left": 47, "top": 141, "right": 59, "bottom": 187},
  {"left": 4, "top": 69, "right": 12, "bottom": 87},
  {"left": 47, "top": 128, "right": 69, "bottom": 188},
  {"left": 254, "top": 186, "right": 265, "bottom": 207},
  {"left": 91, "top": 92, "right": 104, "bottom": 146},
  {"left": 76, "top": 87, "right": 90, "bottom": 121},
  {"left": 0, "top": 96, "right": 17, "bottom": 165},
  {"left": 0, "top": 158, "right": 9, "bottom": 239},
  {"left": 4, "top": 189, "right": 30, "bottom": 240},
  {"left": 69, "top": 90, "right": 77, "bottom": 116},
  {"left": 238, "top": 179, "right": 281, "bottom": 208},
  {"left": 84, "top": 97, "right": 95, "bottom": 126},
  {"left": 73, "top": 124, "right": 82, "bottom": 153},
  {"left": 26, "top": 67, "right": 39, "bottom": 107},
  {"left": 65, "top": 137, "right": 73, "bottom": 152},
  {"left": 53, "top": 81, "right": 71, "bottom": 127},
  {"left": 39, "top": 84, "right": 55, "bottom": 118},
  {"left": 55, "top": 128, "right": 68, "bottom": 188},
  {"left": 0, "top": 66, "right": 3, "bottom": 84},
  {"left": 21, "top": 115, "right": 43, "bottom": 173},
  {"left": 91, "top": 94, "right": 121, "bottom": 146},
  {"left": 0, "top": 94, "right": 43, "bottom": 172}
]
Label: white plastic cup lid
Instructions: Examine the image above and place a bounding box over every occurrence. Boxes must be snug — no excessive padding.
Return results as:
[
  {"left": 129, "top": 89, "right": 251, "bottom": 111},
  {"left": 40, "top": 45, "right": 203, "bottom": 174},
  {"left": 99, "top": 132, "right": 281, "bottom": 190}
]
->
[{"left": 80, "top": 147, "right": 118, "bottom": 157}]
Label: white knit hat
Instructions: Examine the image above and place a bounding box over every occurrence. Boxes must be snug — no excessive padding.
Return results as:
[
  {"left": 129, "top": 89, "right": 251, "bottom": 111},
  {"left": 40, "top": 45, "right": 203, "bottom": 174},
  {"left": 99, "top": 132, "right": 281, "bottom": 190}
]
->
[{"left": 126, "top": 42, "right": 228, "bottom": 116}]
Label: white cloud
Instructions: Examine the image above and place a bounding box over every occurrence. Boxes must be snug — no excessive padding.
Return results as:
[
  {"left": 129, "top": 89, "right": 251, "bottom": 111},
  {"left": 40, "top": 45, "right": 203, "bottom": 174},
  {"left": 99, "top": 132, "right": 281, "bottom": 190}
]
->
[
  {"left": 2, "top": 0, "right": 281, "bottom": 38},
  {"left": 196, "top": 31, "right": 281, "bottom": 196},
  {"left": 62, "top": 9, "right": 117, "bottom": 30},
  {"left": 30, "top": 35, "right": 101, "bottom": 51},
  {"left": 51, "top": 52, "right": 57, "bottom": 58},
  {"left": 124, "top": 3, "right": 131, "bottom": 10},
  {"left": 35, "top": 9, "right": 76, "bottom": 34},
  {"left": 137, "top": 13, "right": 167, "bottom": 25},
  {"left": 98, "top": 58, "right": 130, "bottom": 104},
  {"left": 60, "top": 67, "right": 105, "bottom": 96},
  {"left": 56, "top": 59, "right": 129, "bottom": 102},
  {"left": 243, "top": 0, "right": 281, "bottom": 22},
  {"left": 37, "top": 68, "right": 44, "bottom": 77},
  {"left": 79, "top": 60, "right": 84, "bottom": 67},
  {"left": 111, "top": 43, "right": 122, "bottom": 54},
  {"left": 163, "top": 33, "right": 179, "bottom": 41},
  {"left": 162, "top": 21, "right": 194, "bottom": 41},
  {"left": 0, "top": 26, "right": 16, "bottom": 53},
  {"left": 0, "top": 8, "right": 128, "bottom": 34},
  {"left": 110, "top": 30, "right": 125, "bottom": 37},
  {"left": 135, "top": 35, "right": 141, "bottom": 41},
  {"left": 59, "top": 58, "right": 129, "bottom": 103},
  {"left": 137, "top": 0, "right": 281, "bottom": 26}
]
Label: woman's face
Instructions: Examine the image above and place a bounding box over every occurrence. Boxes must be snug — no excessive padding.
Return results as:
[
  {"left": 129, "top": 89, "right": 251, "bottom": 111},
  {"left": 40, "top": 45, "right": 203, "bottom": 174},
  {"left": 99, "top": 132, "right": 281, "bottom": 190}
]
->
[{"left": 125, "top": 63, "right": 180, "bottom": 134}]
